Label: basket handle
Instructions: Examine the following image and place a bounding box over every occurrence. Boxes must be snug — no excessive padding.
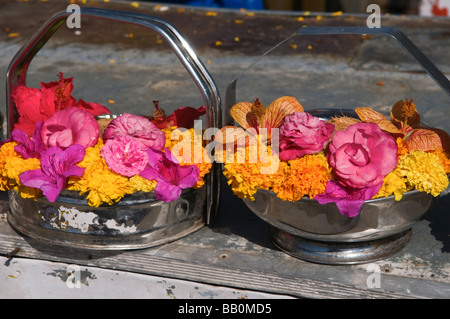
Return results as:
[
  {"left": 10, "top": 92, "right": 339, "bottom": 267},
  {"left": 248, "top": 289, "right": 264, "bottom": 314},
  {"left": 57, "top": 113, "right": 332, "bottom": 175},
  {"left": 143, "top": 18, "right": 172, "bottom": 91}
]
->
[
  {"left": 6, "top": 7, "right": 222, "bottom": 223},
  {"left": 6, "top": 6, "right": 221, "bottom": 133},
  {"left": 225, "top": 26, "right": 450, "bottom": 125}
]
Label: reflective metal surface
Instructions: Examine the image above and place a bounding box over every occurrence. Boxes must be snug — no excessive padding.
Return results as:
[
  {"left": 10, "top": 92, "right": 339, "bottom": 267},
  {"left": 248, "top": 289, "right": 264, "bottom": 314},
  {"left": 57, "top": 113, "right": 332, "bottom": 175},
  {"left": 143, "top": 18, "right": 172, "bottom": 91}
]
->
[
  {"left": 241, "top": 109, "right": 438, "bottom": 264},
  {"left": 268, "top": 226, "right": 413, "bottom": 265},
  {"left": 244, "top": 189, "right": 435, "bottom": 264},
  {"left": 8, "top": 188, "right": 206, "bottom": 250},
  {"left": 244, "top": 188, "right": 435, "bottom": 242},
  {"left": 5, "top": 8, "right": 222, "bottom": 249}
]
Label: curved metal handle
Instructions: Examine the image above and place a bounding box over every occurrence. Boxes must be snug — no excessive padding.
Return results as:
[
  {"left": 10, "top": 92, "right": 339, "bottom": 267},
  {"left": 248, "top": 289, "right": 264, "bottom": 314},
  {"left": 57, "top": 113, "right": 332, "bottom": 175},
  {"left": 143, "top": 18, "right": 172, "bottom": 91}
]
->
[
  {"left": 6, "top": 7, "right": 222, "bottom": 222},
  {"left": 6, "top": 7, "right": 221, "bottom": 132},
  {"left": 296, "top": 26, "right": 450, "bottom": 95},
  {"left": 225, "top": 26, "right": 450, "bottom": 125}
]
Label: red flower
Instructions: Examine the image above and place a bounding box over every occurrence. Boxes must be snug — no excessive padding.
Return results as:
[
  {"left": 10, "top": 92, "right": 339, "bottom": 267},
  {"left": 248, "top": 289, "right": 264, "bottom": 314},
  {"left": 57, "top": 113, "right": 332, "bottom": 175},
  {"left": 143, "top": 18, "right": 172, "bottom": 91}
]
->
[
  {"left": 12, "top": 73, "right": 110, "bottom": 136},
  {"left": 149, "top": 101, "right": 206, "bottom": 129}
]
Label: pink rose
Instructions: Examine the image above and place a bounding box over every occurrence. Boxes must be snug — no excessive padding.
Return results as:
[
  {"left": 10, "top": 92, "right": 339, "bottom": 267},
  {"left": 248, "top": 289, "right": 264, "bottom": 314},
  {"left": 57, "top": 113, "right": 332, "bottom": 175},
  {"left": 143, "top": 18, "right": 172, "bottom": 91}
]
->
[
  {"left": 103, "top": 113, "right": 166, "bottom": 151},
  {"left": 328, "top": 122, "right": 398, "bottom": 189},
  {"left": 279, "top": 112, "right": 334, "bottom": 161},
  {"left": 41, "top": 107, "right": 100, "bottom": 149},
  {"left": 101, "top": 136, "right": 149, "bottom": 177}
]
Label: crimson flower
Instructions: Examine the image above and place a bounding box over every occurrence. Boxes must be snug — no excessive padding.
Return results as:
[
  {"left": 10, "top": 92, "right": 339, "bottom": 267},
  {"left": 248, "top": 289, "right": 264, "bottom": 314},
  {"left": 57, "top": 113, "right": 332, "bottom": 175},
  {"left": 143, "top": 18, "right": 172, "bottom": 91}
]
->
[
  {"left": 12, "top": 73, "right": 110, "bottom": 136},
  {"left": 149, "top": 101, "right": 206, "bottom": 129}
]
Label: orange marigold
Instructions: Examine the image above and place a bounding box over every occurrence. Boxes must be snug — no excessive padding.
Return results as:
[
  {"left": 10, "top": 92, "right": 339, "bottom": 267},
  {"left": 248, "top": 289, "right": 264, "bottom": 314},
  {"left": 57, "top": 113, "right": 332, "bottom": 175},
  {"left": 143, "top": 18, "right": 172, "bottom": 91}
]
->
[
  {"left": 273, "top": 153, "right": 331, "bottom": 201},
  {"left": 432, "top": 148, "right": 450, "bottom": 174},
  {"left": 396, "top": 137, "right": 409, "bottom": 157}
]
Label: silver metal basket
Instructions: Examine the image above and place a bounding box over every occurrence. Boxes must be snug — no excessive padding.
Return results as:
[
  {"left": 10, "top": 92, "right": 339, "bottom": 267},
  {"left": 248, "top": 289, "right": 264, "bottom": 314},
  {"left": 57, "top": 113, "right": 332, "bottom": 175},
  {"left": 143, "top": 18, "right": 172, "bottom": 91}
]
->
[
  {"left": 244, "top": 174, "right": 436, "bottom": 265},
  {"left": 225, "top": 26, "right": 449, "bottom": 264},
  {"left": 5, "top": 7, "right": 221, "bottom": 250}
]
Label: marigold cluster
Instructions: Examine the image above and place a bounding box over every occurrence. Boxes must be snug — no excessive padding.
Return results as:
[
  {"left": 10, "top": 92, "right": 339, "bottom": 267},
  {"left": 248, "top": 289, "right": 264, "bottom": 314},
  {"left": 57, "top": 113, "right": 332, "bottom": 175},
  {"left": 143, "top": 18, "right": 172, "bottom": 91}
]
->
[
  {"left": 0, "top": 142, "right": 41, "bottom": 199},
  {"left": 375, "top": 150, "right": 449, "bottom": 200},
  {"left": 223, "top": 136, "right": 331, "bottom": 202},
  {"left": 273, "top": 153, "right": 331, "bottom": 202}
]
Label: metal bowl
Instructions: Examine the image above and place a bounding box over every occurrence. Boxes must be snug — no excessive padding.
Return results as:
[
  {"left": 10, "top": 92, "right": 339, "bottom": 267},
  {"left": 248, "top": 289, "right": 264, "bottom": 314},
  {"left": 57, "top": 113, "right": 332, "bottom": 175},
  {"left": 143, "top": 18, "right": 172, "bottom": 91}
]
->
[
  {"left": 243, "top": 184, "right": 436, "bottom": 265},
  {"left": 8, "top": 187, "right": 206, "bottom": 250},
  {"left": 240, "top": 108, "right": 438, "bottom": 264}
]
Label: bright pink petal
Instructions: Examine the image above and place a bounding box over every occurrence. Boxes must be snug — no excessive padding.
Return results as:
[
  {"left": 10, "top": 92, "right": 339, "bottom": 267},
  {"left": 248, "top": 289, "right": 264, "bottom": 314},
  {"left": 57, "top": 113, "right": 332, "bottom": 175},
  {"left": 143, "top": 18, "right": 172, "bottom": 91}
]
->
[
  {"left": 176, "top": 165, "right": 200, "bottom": 189},
  {"left": 315, "top": 181, "right": 382, "bottom": 217},
  {"left": 154, "top": 182, "right": 182, "bottom": 203},
  {"left": 41, "top": 107, "right": 99, "bottom": 149},
  {"left": 19, "top": 169, "right": 51, "bottom": 189},
  {"left": 101, "top": 137, "right": 149, "bottom": 177}
]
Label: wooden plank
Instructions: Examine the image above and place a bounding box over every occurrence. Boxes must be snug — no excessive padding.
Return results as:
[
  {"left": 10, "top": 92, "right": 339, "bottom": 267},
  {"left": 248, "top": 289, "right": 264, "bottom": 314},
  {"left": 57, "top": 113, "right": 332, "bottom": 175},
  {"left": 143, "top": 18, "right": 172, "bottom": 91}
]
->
[{"left": 1, "top": 209, "right": 448, "bottom": 299}]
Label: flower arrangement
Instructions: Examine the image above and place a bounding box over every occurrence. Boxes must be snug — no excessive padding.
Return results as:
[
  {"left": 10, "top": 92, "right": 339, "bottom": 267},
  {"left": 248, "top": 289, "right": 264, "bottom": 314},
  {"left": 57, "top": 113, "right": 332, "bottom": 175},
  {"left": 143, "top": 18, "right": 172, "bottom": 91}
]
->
[
  {"left": 222, "top": 96, "right": 450, "bottom": 217},
  {"left": 1, "top": 73, "right": 212, "bottom": 207}
]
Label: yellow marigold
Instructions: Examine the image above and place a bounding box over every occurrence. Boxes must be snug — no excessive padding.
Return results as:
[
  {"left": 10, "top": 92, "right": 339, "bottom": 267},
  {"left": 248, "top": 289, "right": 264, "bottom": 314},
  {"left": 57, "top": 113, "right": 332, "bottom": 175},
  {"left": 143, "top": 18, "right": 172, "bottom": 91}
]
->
[
  {"left": 397, "top": 151, "right": 448, "bottom": 197},
  {"left": 3, "top": 156, "right": 41, "bottom": 185},
  {"left": 0, "top": 142, "right": 42, "bottom": 199},
  {"left": 67, "top": 139, "right": 133, "bottom": 207},
  {"left": 223, "top": 140, "right": 287, "bottom": 201},
  {"left": 4, "top": 156, "right": 41, "bottom": 200},
  {"left": 128, "top": 175, "right": 157, "bottom": 193},
  {"left": 162, "top": 126, "right": 179, "bottom": 149},
  {"left": 375, "top": 168, "right": 411, "bottom": 201},
  {"left": 0, "top": 142, "right": 20, "bottom": 191},
  {"left": 273, "top": 153, "right": 331, "bottom": 201}
]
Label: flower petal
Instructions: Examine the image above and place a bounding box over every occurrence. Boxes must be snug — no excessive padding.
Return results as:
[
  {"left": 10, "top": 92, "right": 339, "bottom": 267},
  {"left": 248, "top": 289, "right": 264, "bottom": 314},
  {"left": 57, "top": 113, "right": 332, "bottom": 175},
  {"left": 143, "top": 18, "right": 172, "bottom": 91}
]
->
[
  {"left": 75, "top": 99, "right": 111, "bottom": 117},
  {"left": 19, "top": 169, "right": 51, "bottom": 189},
  {"left": 154, "top": 181, "right": 182, "bottom": 202},
  {"left": 176, "top": 165, "right": 200, "bottom": 189},
  {"left": 230, "top": 101, "right": 254, "bottom": 129},
  {"left": 40, "top": 182, "right": 62, "bottom": 202},
  {"left": 60, "top": 144, "right": 86, "bottom": 167},
  {"left": 262, "top": 96, "right": 304, "bottom": 129}
]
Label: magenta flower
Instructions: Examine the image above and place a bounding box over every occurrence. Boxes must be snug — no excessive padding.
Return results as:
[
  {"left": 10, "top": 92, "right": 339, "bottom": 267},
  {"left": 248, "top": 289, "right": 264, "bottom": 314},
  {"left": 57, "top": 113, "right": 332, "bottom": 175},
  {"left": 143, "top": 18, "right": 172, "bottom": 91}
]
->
[
  {"left": 139, "top": 148, "right": 199, "bottom": 202},
  {"left": 103, "top": 113, "right": 166, "bottom": 151},
  {"left": 19, "top": 145, "right": 86, "bottom": 202},
  {"left": 279, "top": 112, "right": 335, "bottom": 161},
  {"left": 11, "top": 121, "right": 45, "bottom": 159},
  {"left": 101, "top": 136, "right": 149, "bottom": 177},
  {"left": 315, "top": 180, "right": 382, "bottom": 217},
  {"left": 328, "top": 122, "right": 398, "bottom": 189},
  {"left": 40, "top": 107, "right": 100, "bottom": 149}
]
